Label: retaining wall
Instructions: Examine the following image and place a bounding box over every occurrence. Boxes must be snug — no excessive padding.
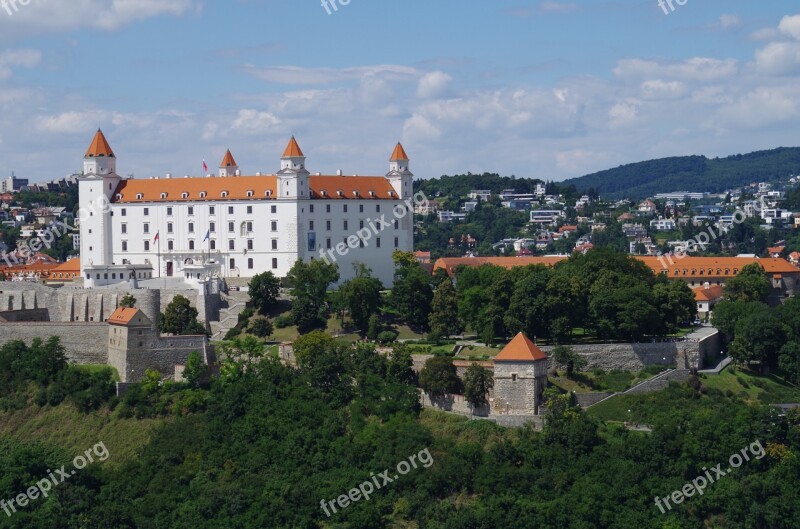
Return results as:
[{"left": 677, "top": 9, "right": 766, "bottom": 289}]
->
[{"left": 0, "top": 322, "right": 108, "bottom": 364}]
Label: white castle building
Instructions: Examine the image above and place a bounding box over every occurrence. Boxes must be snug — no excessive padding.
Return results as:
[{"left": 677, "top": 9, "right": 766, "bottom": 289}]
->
[{"left": 78, "top": 130, "right": 414, "bottom": 288}]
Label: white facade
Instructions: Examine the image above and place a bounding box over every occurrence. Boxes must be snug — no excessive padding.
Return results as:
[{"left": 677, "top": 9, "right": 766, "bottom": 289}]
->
[{"left": 78, "top": 133, "right": 414, "bottom": 288}]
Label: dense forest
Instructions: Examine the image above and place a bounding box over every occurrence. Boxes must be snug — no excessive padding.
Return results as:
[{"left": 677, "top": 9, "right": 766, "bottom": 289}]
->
[
  {"left": 561, "top": 147, "right": 800, "bottom": 199},
  {"left": 0, "top": 334, "right": 798, "bottom": 528}
]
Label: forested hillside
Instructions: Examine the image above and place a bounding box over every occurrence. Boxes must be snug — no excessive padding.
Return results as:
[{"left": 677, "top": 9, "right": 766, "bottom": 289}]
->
[{"left": 561, "top": 147, "right": 800, "bottom": 199}]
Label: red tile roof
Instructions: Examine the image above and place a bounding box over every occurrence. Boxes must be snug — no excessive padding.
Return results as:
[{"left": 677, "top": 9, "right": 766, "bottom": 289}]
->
[
  {"left": 85, "top": 129, "right": 114, "bottom": 158},
  {"left": 695, "top": 285, "right": 724, "bottom": 302},
  {"left": 108, "top": 307, "right": 147, "bottom": 326},
  {"left": 390, "top": 143, "right": 409, "bottom": 161},
  {"left": 282, "top": 136, "right": 304, "bottom": 158},
  {"left": 495, "top": 333, "right": 548, "bottom": 362},
  {"left": 433, "top": 256, "right": 568, "bottom": 275},
  {"left": 220, "top": 150, "right": 237, "bottom": 168}
]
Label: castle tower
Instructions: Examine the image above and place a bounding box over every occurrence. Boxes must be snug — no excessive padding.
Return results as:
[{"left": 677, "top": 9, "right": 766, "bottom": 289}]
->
[
  {"left": 492, "top": 333, "right": 549, "bottom": 415},
  {"left": 277, "top": 136, "right": 309, "bottom": 199},
  {"left": 78, "top": 129, "right": 121, "bottom": 275},
  {"left": 219, "top": 149, "right": 239, "bottom": 177},
  {"left": 386, "top": 142, "right": 413, "bottom": 199}
]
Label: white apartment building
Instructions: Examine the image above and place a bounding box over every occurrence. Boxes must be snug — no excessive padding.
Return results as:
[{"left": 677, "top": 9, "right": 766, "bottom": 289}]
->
[{"left": 79, "top": 131, "right": 414, "bottom": 288}]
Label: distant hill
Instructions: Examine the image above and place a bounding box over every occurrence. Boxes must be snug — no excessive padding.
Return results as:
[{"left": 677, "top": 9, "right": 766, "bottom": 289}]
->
[{"left": 561, "top": 147, "right": 800, "bottom": 199}]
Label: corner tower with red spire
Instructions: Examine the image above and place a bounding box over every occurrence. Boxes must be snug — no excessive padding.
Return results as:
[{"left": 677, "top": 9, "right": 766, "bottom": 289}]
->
[
  {"left": 83, "top": 128, "right": 117, "bottom": 176},
  {"left": 277, "top": 136, "right": 309, "bottom": 200},
  {"left": 219, "top": 149, "right": 239, "bottom": 177},
  {"left": 386, "top": 142, "right": 413, "bottom": 199}
]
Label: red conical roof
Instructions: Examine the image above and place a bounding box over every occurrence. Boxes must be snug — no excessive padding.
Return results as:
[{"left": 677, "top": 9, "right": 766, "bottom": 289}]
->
[
  {"left": 85, "top": 129, "right": 114, "bottom": 158},
  {"left": 390, "top": 142, "right": 409, "bottom": 161},
  {"left": 494, "top": 333, "right": 548, "bottom": 362},
  {"left": 282, "top": 136, "right": 304, "bottom": 158},
  {"left": 220, "top": 149, "right": 238, "bottom": 168}
]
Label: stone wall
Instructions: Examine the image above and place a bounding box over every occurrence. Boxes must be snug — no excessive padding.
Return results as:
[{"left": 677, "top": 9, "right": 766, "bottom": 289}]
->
[
  {"left": 0, "top": 308, "right": 49, "bottom": 322},
  {"left": 492, "top": 359, "right": 547, "bottom": 415},
  {"left": 421, "top": 391, "right": 490, "bottom": 417},
  {"left": 624, "top": 369, "right": 691, "bottom": 394},
  {"left": 0, "top": 322, "right": 108, "bottom": 364}
]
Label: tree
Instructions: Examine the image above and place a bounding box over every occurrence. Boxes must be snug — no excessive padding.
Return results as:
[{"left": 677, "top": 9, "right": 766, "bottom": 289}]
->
[
  {"left": 366, "top": 314, "right": 380, "bottom": 341},
  {"left": 159, "top": 295, "right": 206, "bottom": 335},
  {"left": 428, "top": 279, "right": 462, "bottom": 338},
  {"left": 418, "top": 356, "right": 460, "bottom": 398},
  {"left": 552, "top": 345, "right": 586, "bottom": 378},
  {"left": 249, "top": 272, "right": 281, "bottom": 315},
  {"left": 779, "top": 342, "right": 800, "bottom": 384},
  {"left": 287, "top": 259, "right": 340, "bottom": 333},
  {"left": 120, "top": 294, "right": 137, "bottom": 308},
  {"left": 725, "top": 263, "right": 771, "bottom": 303},
  {"left": 712, "top": 300, "right": 762, "bottom": 339},
  {"left": 653, "top": 279, "right": 696, "bottom": 334},
  {"left": 463, "top": 363, "right": 493, "bottom": 413},
  {"left": 338, "top": 265, "right": 383, "bottom": 332},
  {"left": 182, "top": 351, "right": 206, "bottom": 388},
  {"left": 392, "top": 262, "right": 433, "bottom": 330},
  {"left": 248, "top": 317, "right": 274, "bottom": 339},
  {"left": 728, "top": 306, "right": 786, "bottom": 368}
]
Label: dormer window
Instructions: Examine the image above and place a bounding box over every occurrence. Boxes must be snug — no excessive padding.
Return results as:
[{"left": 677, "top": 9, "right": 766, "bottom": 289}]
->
[
  {"left": 160, "top": 193, "right": 168, "bottom": 199},
  {"left": 388, "top": 190, "right": 395, "bottom": 197},
  {"left": 369, "top": 190, "right": 376, "bottom": 197},
  {"left": 181, "top": 192, "right": 189, "bottom": 199},
  {"left": 337, "top": 190, "right": 344, "bottom": 197},
  {"left": 353, "top": 191, "right": 360, "bottom": 197},
  {"left": 221, "top": 191, "right": 229, "bottom": 198},
  {"left": 199, "top": 192, "right": 207, "bottom": 198},
  {"left": 246, "top": 190, "right": 254, "bottom": 198},
  {"left": 115, "top": 194, "right": 122, "bottom": 200},
  {"left": 265, "top": 190, "right": 272, "bottom": 197},
  {"left": 136, "top": 193, "right": 143, "bottom": 200},
  {"left": 320, "top": 190, "right": 328, "bottom": 197}
]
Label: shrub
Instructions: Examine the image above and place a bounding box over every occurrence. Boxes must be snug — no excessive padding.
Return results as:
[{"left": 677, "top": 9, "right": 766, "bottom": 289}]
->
[
  {"left": 224, "top": 327, "right": 242, "bottom": 340},
  {"left": 377, "top": 331, "right": 398, "bottom": 344},
  {"left": 238, "top": 307, "right": 255, "bottom": 322},
  {"left": 275, "top": 314, "right": 294, "bottom": 329}
]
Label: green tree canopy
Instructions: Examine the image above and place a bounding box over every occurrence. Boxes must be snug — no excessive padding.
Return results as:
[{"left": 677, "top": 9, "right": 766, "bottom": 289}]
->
[
  {"left": 248, "top": 271, "right": 281, "bottom": 315},
  {"left": 159, "top": 295, "right": 206, "bottom": 336}
]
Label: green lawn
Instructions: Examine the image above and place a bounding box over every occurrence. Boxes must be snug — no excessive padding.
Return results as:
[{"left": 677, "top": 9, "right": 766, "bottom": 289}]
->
[
  {"left": 588, "top": 368, "right": 800, "bottom": 423},
  {"left": 550, "top": 366, "right": 668, "bottom": 394}
]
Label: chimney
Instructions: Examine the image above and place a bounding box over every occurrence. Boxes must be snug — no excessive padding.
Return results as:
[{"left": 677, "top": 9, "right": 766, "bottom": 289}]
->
[{"left": 336, "top": 170, "right": 343, "bottom": 176}]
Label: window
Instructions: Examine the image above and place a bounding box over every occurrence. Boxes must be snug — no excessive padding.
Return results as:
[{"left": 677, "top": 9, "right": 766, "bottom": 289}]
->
[
  {"left": 188, "top": 223, "right": 194, "bottom": 233},
  {"left": 343, "top": 220, "right": 348, "bottom": 230},
  {"left": 247, "top": 206, "right": 253, "bottom": 214},
  {"left": 359, "top": 220, "right": 364, "bottom": 229},
  {"left": 394, "top": 237, "right": 399, "bottom": 248},
  {"left": 121, "top": 241, "right": 128, "bottom": 252},
  {"left": 121, "top": 209, "right": 127, "bottom": 216},
  {"left": 271, "top": 205, "right": 277, "bottom": 214},
  {"left": 272, "top": 239, "right": 278, "bottom": 250},
  {"left": 167, "top": 222, "right": 173, "bottom": 234},
  {"left": 326, "top": 204, "right": 331, "bottom": 213},
  {"left": 359, "top": 205, "right": 364, "bottom": 213},
  {"left": 511, "top": 374, "right": 518, "bottom": 382},
  {"left": 210, "top": 222, "right": 215, "bottom": 233},
  {"left": 228, "top": 206, "right": 234, "bottom": 215},
  {"left": 121, "top": 224, "right": 127, "bottom": 234},
  {"left": 310, "top": 205, "right": 314, "bottom": 213},
  {"left": 272, "top": 258, "right": 278, "bottom": 269},
  {"left": 167, "top": 207, "right": 173, "bottom": 216},
  {"left": 143, "top": 223, "right": 149, "bottom": 234},
  {"left": 248, "top": 258, "right": 254, "bottom": 269},
  {"left": 326, "top": 238, "right": 332, "bottom": 249},
  {"left": 144, "top": 207, "right": 149, "bottom": 216},
  {"left": 168, "top": 241, "right": 174, "bottom": 250},
  {"left": 247, "top": 240, "right": 253, "bottom": 250},
  {"left": 271, "top": 221, "right": 278, "bottom": 232},
  {"left": 144, "top": 241, "right": 150, "bottom": 251},
  {"left": 376, "top": 205, "right": 380, "bottom": 213},
  {"left": 209, "top": 206, "right": 215, "bottom": 215},
  {"left": 189, "top": 240, "right": 195, "bottom": 250},
  {"left": 229, "top": 240, "right": 235, "bottom": 250},
  {"left": 247, "top": 221, "right": 253, "bottom": 232},
  {"left": 394, "top": 220, "right": 399, "bottom": 229},
  {"left": 228, "top": 222, "right": 234, "bottom": 233},
  {"left": 376, "top": 237, "right": 381, "bottom": 248},
  {"left": 309, "top": 220, "right": 315, "bottom": 230},
  {"left": 230, "top": 258, "right": 235, "bottom": 270},
  {"left": 326, "top": 220, "right": 331, "bottom": 231},
  {"left": 344, "top": 205, "right": 348, "bottom": 213}
]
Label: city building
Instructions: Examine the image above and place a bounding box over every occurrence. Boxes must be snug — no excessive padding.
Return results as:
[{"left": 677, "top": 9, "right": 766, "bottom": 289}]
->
[
  {"left": 78, "top": 130, "right": 414, "bottom": 288},
  {"left": 1, "top": 173, "right": 29, "bottom": 193}
]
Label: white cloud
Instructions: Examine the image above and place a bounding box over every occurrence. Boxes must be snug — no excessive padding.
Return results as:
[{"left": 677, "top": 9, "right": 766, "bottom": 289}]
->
[
  {"left": 244, "top": 64, "right": 420, "bottom": 85},
  {"left": 0, "top": 49, "right": 41, "bottom": 79},
  {"left": 779, "top": 14, "right": 800, "bottom": 40},
  {"left": 230, "top": 110, "right": 281, "bottom": 135},
  {"left": 718, "top": 14, "right": 742, "bottom": 30},
  {"left": 416, "top": 71, "right": 452, "bottom": 98}
]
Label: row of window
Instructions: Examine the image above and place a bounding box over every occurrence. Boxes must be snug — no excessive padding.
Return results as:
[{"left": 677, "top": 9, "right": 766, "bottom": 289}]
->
[
  {"left": 117, "top": 203, "right": 386, "bottom": 217},
  {"left": 669, "top": 268, "right": 740, "bottom": 276},
  {"left": 120, "top": 238, "right": 280, "bottom": 252},
  {"left": 120, "top": 218, "right": 400, "bottom": 235}
]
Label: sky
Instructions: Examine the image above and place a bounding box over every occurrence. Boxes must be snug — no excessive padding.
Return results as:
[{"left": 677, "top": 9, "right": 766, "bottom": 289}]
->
[{"left": 0, "top": 0, "right": 798, "bottom": 184}]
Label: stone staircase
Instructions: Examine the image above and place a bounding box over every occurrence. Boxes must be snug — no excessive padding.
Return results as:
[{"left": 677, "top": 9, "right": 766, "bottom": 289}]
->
[{"left": 210, "top": 291, "right": 250, "bottom": 341}]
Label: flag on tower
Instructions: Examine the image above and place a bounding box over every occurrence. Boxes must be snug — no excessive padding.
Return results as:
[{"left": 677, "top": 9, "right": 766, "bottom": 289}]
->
[{"left": 203, "top": 159, "right": 208, "bottom": 173}]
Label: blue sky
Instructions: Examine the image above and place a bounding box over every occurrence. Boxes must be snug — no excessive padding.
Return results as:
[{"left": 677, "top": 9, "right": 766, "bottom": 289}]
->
[{"left": 0, "top": 0, "right": 798, "bottom": 183}]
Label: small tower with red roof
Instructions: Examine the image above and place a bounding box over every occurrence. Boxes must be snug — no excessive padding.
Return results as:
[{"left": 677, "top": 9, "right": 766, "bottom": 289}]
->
[
  {"left": 492, "top": 333, "right": 549, "bottom": 415},
  {"left": 219, "top": 149, "right": 239, "bottom": 177},
  {"left": 386, "top": 142, "right": 413, "bottom": 199}
]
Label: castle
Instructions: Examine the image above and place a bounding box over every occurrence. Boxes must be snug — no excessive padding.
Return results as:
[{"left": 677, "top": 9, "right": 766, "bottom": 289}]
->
[{"left": 78, "top": 131, "right": 415, "bottom": 288}]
